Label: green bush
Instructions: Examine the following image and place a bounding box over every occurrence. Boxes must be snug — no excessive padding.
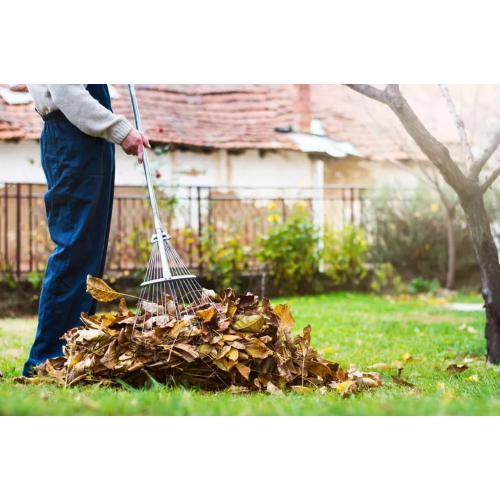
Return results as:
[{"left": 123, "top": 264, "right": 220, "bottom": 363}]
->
[
  {"left": 322, "top": 224, "right": 368, "bottom": 285},
  {"left": 0, "top": 261, "right": 16, "bottom": 289},
  {"left": 255, "top": 204, "right": 319, "bottom": 294},
  {"left": 408, "top": 276, "right": 441, "bottom": 295},
  {"left": 199, "top": 220, "right": 251, "bottom": 292},
  {"left": 370, "top": 263, "right": 405, "bottom": 295},
  {"left": 366, "top": 186, "right": 475, "bottom": 281}
]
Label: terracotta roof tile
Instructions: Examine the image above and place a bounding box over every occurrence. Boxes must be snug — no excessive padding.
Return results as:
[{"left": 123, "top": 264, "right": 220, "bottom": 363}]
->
[{"left": 2, "top": 84, "right": 499, "bottom": 164}]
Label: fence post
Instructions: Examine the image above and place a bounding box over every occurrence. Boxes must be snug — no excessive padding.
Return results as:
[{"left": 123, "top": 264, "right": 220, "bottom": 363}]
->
[
  {"left": 342, "top": 188, "right": 346, "bottom": 228},
  {"left": 188, "top": 187, "right": 193, "bottom": 268},
  {"left": 197, "top": 186, "right": 203, "bottom": 275},
  {"left": 313, "top": 160, "right": 325, "bottom": 273},
  {"left": 350, "top": 187, "right": 355, "bottom": 225},
  {"left": 208, "top": 187, "right": 212, "bottom": 228},
  {"left": 4, "top": 184, "right": 8, "bottom": 267},
  {"left": 16, "top": 184, "right": 21, "bottom": 279}
]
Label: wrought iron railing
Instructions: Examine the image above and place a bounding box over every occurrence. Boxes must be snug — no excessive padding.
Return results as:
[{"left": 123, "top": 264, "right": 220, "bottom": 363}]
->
[{"left": 0, "top": 183, "right": 370, "bottom": 278}]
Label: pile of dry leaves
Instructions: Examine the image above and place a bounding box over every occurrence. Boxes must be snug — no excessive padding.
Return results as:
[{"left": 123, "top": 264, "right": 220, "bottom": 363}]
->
[{"left": 36, "top": 277, "right": 382, "bottom": 395}]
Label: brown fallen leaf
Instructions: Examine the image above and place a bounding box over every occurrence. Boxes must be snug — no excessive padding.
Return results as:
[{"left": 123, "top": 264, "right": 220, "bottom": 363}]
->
[
  {"left": 403, "top": 353, "right": 413, "bottom": 363},
  {"left": 367, "top": 363, "right": 391, "bottom": 371},
  {"left": 14, "top": 376, "right": 44, "bottom": 385},
  {"left": 391, "top": 367, "right": 415, "bottom": 387},
  {"left": 290, "top": 386, "right": 312, "bottom": 394},
  {"left": 86, "top": 275, "right": 138, "bottom": 302},
  {"left": 359, "top": 377, "right": 381, "bottom": 388},
  {"left": 266, "top": 382, "right": 284, "bottom": 395},
  {"left": 35, "top": 279, "right": 385, "bottom": 397},
  {"left": 337, "top": 380, "right": 357, "bottom": 398},
  {"left": 408, "top": 387, "right": 423, "bottom": 395},
  {"left": 196, "top": 306, "right": 216, "bottom": 323},
  {"left": 445, "top": 364, "right": 469, "bottom": 373},
  {"left": 232, "top": 314, "right": 265, "bottom": 333}
]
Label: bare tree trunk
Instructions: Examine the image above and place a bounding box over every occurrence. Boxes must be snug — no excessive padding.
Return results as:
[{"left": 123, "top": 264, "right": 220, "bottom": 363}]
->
[
  {"left": 345, "top": 84, "right": 500, "bottom": 362},
  {"left": 445, "top": 207, "right": 456, "bottom": 289},
  {"left": 460, "top": 194, "right": 500, "bottom": 363}
]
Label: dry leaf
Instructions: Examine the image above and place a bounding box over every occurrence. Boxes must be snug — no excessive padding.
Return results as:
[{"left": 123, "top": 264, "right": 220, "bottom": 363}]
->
[
  {"left": 403, "top": 353, "right": 413, "bottom": 363},
  {"left": 360, "top": 377, "right": 381, "bottom": 388},
  {"left": 391, "top": 367, "right": 414, "bottom": 387},
  {"left": 273, "top": 304, "right": 295, "bottom": 330},
  {"left": 337, "top": 380, "right": 357, "bottom": 398},
  {"left": 235, "top": 363, "right": 251, "bottom": 380},
  {"left": 118, "top": 298, "right": 129, "bottom": 316},
  {"left": 232, "top": 314, "right": 265, "bottom": 333},
  {"left": 245, "top": 341, "right": 272, "bottom": 359},
  {"left": 291, "top": 386, "right": 312, "bottom": 394},
  {"left": 445, "top": 364, "right": 469, "bottom": 373},
  {"left": 196, "top": 306, "right": 216, "bottom": 323},
  {"left": 86, "top": 275, "right": 123, "bottom": 302},
  {"left": 266, "top": 382, "right": 284, "bottom": 395},
  {"left": 367, "top": 363, "right": 391, "bottom": 371},
  {"left": 35, "top": 280, "right": 383, "bottom": 397},
  {"left": 408, "top": 387, "right": 423, "bottom": 395}
]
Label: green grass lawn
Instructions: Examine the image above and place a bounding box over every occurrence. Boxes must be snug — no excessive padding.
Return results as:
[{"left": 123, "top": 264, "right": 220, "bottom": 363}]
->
[{"left": 2, "top": 292, "right": 499, "bottom": 416}]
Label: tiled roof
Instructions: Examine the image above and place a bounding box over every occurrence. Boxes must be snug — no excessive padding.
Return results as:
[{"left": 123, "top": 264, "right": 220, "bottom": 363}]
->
[
  {"left": 2, "top": 84, "right": 500, "bottom": 163},
  {"left": 113, "top": 84, "right": 301, "bottom": 149},
  {"left": 0, "top": 84, "right": 299, "bottom": 149}
]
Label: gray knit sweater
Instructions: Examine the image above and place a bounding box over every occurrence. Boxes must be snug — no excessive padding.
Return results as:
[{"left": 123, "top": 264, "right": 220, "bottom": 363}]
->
[{"left": 27, "top": 84, "right": 133, "bottom": 144}]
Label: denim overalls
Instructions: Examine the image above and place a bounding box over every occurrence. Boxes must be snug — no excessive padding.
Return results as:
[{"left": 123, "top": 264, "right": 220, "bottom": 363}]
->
[{"left": 23, "top": 84, "right": 115, "bottom": 376}]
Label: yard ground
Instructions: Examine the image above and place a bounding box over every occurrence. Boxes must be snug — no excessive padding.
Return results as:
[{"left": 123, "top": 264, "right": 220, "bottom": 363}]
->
[{"left": 1, "top": 292, "right": 498, "bottom": 416}]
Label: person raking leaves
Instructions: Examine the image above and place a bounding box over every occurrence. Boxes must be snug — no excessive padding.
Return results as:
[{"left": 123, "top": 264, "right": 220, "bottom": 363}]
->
[{"left": 22, "top": 84, "right": 150, "bottom": 377}]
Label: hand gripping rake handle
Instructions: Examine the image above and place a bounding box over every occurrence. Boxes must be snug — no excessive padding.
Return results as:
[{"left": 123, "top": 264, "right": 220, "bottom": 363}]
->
[{"left": 128, "top": 84, "right": 172, "bottom": 279}]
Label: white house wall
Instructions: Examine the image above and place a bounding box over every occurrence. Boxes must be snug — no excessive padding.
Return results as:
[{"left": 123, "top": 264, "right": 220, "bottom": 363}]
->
[
  {"left": 0, "top": 140, "right": 148, "bottom": 186},
  {"left": 0, "top": 141, "right": 316, "bottom": 194}
]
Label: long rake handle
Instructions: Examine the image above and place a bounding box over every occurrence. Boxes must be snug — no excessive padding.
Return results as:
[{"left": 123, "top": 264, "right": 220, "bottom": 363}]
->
[{"left": 128, "top": 84, "right": 172, "bottom": 279}]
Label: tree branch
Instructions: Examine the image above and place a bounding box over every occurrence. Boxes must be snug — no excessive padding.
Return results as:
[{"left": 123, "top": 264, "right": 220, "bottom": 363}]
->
[
  {"left": 382, "top": 85, "right": 470, "bottom": 198},
  {"left": 346, "top": 84, "right": 473, "bottom": 198},
  {"left": 345, "top": 84, "right": 388, "bottom": 104},
  {"left": 388, "top": 158, "right": 435, "bottom": 189},
  {"left": 438, "top": 84, "right": 474, "bottom": 172},
  {"left": 471, "top": 128, "right": 500, "bottom": 179},
  {"left": 480, "top": 162, "right": 500, "bottom": 194}
]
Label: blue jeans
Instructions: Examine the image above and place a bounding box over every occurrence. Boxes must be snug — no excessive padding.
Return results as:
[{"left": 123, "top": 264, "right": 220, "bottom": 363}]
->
[{"left": 23, "top": 111, "right": 115, "bottom": 376}]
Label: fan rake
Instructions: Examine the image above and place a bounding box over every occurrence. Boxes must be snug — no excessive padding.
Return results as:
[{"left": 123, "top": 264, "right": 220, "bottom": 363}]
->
[{"left": 128, "top": 84, "right": 214, "bottom": 341}]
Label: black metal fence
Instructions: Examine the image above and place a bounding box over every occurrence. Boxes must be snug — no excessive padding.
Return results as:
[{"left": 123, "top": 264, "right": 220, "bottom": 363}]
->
[{"left": 0, "top": 183, "right": 370, "bottom": 278}]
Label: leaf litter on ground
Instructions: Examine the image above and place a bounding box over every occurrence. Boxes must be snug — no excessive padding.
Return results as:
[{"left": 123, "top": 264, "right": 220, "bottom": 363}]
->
[{"left": 34, "top": 276, "right": 383, "bottom": 396}]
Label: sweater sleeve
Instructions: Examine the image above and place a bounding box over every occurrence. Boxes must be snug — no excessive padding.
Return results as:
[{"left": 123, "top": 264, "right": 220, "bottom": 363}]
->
[{"left": 47, "top": 84, "right": 133, "bottom": 144}]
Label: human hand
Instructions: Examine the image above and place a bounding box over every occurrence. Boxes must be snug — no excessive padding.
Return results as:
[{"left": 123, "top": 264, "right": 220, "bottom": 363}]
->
[{"left": 121, "top": 129, "right": 151, "bottom": 164}]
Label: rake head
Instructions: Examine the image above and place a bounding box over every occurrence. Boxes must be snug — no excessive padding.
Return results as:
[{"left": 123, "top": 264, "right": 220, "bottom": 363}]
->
[{"left": 131, "top": 232, "right": 214, "bottom": 342}]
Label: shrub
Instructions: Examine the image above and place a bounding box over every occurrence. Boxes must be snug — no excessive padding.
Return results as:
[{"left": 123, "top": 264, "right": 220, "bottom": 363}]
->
[
  {"left": 370, "top": 263, "right": 405, "bottom": 295},
  {"left": 199, "top": 220, "right": 251, "bottom": 292},
  {"left": 255, "top": 204, "right": 319, "bottom": 294},
  {"left": 366, "top": 186, "right": 475, "bottom": 282},
  {"left": 0, "top": 260, "right": 16, "bottom": 289},
  {"left": 322, "top": 224, "right": 368, "bottom": 285},
  {"left": 408, "top": 277, "right": 441, "bottom": 295}
]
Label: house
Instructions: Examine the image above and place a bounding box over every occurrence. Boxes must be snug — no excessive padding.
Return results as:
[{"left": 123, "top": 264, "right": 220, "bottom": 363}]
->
[{"left": 1, "top": 83, "right": 499, "bottom": 275}]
